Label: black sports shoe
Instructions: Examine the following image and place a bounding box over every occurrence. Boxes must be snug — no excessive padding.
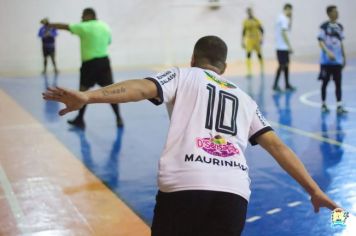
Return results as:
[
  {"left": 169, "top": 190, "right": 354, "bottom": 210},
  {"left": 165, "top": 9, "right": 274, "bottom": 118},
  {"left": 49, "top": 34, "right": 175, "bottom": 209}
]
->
[
  {"left": 286, "top": 85, "right": 296, "bottom": 91},
  {"left": 337, "top": 106, "right": 348, "bottom": 115},
  {"left": 273, "top": 85, "right": 282, "bottom": 92},
  {"left": 321, "top": 104, "right": 330, "bottom": 113},
  {"left": 67, "top": 118, "right": 85, "bottom": 129}
]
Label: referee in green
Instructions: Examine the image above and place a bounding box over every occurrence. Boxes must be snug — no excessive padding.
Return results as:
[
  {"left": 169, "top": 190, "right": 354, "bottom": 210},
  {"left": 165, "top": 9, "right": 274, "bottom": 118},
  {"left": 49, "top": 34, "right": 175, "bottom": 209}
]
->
[{"left": 41, "top": 8, "right": 123, "bottom": 129}]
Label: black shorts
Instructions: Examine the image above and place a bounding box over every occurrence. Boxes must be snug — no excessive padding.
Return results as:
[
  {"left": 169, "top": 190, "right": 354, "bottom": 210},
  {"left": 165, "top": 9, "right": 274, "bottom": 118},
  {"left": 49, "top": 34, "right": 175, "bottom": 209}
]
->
[
  {"left": 42, "top": 47, "right": 55, "bottom": 57},
  {"left": 151, "top": 190, "right": 248, "bottom": 236},
  {"left": 80, "top": 57, "right": 114, "bottom": 88},
  {"left": 318, "top": 65, "right": 342, "bottom": 82},
  {"left": 276, "top": 50, "right": 289, "bottom": 65}
]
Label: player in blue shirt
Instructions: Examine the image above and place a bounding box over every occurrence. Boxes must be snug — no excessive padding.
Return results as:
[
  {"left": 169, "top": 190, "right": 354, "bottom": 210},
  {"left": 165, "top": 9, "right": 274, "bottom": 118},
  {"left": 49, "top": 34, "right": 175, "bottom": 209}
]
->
[
  {"left": 318, "top": 5, "right": 347, "bottom": 114},
  {"left": 38, "top": 18, "right": 58, "bottom": 74}
]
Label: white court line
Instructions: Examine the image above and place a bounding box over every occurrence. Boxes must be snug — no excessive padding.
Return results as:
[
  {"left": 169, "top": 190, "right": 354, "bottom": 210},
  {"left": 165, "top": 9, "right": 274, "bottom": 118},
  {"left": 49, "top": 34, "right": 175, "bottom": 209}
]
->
[
  {"left": 287, "top": 201, "right": 302, "bottom": 207},
  {"left": 0, "top": 163, "right": 26, "bottom": 234},
  {"left": 266, "top": 208, "right": 282, "bottom": 215},
  {"left": 299, "top": 89, "right": 356, "bottom": 112},
  {"left": 327, "top": 189, "right": 340, "bottom": 194},
  {"left": 246, "top": 216, "right": 262, "bottom": 223},
  {"left": 269, "top": 121, "right": 356, "bottom": 153}
]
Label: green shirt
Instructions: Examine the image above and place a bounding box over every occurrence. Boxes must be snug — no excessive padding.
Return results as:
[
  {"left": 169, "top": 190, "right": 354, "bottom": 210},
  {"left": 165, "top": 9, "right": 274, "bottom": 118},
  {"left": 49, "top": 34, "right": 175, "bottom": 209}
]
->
[{"left": 69, "top": 20, "right": 111, "bottom": 62}]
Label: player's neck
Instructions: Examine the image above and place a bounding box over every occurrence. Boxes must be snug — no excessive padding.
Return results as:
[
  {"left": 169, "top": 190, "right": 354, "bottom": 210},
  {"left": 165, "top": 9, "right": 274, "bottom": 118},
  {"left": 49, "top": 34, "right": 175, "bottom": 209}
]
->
[{"left": 197, "top": 64, "right": 223, "bottom": 75}]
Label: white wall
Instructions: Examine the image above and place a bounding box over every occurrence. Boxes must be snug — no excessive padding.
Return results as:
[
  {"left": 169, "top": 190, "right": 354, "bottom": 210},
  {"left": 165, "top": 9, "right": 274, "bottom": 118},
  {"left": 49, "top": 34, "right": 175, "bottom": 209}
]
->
[{"left": 0, "top": 0, "right": 355, "bottom": 74}]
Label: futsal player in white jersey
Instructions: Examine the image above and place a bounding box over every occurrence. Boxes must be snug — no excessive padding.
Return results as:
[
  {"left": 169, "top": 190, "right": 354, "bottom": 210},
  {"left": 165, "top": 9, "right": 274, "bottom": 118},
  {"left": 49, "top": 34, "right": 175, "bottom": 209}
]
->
[{"left": 43, "top": 36, "right": 339, "bottom": 236}]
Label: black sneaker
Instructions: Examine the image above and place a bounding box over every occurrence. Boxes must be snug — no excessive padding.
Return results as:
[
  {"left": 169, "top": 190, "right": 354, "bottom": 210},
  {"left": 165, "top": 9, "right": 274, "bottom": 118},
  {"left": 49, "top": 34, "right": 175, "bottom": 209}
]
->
[
  {"left": 67, "top": 118, "right": 85, "bottom": 129},
  {"left": 337, "top": 106, "right": 348, "bottom": 115},
  {"left": 273, "top": 85, "right": 282, "bottom": 92},
  {"left": 321, "top": 104, "right": 329, "bottom": 113},
  {"left": 286, "top": 85, "right": 296, "bottom": 91},
  {"left": 116, "top": 118, "right": 124, "bottom": 127}
]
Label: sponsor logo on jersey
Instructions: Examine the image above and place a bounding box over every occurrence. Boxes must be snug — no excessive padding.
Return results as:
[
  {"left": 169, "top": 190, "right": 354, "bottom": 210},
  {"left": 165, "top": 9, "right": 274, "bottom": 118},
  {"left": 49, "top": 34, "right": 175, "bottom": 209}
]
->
[
  {"left": 184, "top": 154, "right": 247, "bottom": 171},
  {"left": 196, "top": 135, "right": 239, "bottom": 157},
  {"left": 204, "top": 71, "right": 236, "bottom": 89},
  {"left": 156, "top": 70, "right": 176, "bottom": 85}
]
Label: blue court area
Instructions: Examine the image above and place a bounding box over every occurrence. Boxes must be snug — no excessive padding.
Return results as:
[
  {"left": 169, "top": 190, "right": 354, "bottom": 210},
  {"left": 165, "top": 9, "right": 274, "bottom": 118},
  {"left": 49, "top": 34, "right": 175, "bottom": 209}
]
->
[{"left": 1, "top": 60, "right": 355, "bottom": 236}]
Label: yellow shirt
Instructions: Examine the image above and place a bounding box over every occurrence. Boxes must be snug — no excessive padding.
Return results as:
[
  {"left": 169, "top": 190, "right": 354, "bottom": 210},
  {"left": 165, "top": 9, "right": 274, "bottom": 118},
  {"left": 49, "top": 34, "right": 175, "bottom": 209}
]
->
[{"left": 243, "top": 18, "right": 262, "bottom": 41}]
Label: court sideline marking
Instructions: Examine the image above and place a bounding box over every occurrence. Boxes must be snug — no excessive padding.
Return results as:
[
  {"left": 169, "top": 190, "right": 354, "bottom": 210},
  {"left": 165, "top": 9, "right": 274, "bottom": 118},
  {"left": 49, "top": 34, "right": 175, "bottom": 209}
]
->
[
  {"left": 0, "top": 89, "right": 150, "bottom": 235},
  {"left": 270, "top": 121, "right": 356, "bottom": 153},
  {"left": 0, "top": 164, "right": 26, "bottom": 234}
]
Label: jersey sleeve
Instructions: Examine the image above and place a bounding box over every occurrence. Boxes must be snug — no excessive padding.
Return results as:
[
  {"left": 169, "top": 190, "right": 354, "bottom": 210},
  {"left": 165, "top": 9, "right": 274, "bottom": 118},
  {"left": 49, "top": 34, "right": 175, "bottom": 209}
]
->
[
  {"left": 280, "top": 16, "right": 289, "bottom": 31},
  {"left": 38, "top": 27, "right": 44, "bottom": 37},
  {"left": 52, "top": 28, "right": 58, "bottom": 37},
  {"left": 69, "top": 23, "right": 84, "bottom": 36},
  {"left": 257, "top": 19, "right": 264, "bottom": 33},
  {"left": 145, "top": 68, "right": 180, "bottom": 105},
  {"left": 317, "top": 23, "right": 327, "bottom": 41},
  {"left": 248, "top": 107, "right": 273, "bottom": 145},
  {"left": 338, "top": 23, "right": 345, "bottom": 40}
]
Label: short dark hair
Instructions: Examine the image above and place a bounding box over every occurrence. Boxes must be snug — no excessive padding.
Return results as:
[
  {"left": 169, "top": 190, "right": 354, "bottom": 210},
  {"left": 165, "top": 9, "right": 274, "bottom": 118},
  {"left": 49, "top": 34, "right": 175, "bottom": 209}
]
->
[
  {"left": 193, "top": 36, "right": 227, "bottom": 69},
  {"left": 326, "top": 5, "right": 337, "bottom": 15},
  {"left": 83, "top": 8, "right": 96, "bottom": 18},
  {"left": 284, "top": 3, "right": 292, "bottom": 10}
]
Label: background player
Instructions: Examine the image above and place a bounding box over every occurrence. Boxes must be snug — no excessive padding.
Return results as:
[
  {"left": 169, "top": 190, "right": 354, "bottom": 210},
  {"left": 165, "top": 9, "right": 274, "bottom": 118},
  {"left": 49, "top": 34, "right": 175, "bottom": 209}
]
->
[
  {"left": 43, "top": 36, "right": 339, "bottom": 236},
  {"left": 40, "top": 8, "right": 123, "bottom": 129},
  {"left": 241, "top": 7, "right": 264, "bottom": 77},
  {"left": 38, "top": 18, "right": 58, "bottom": 75},
  {"left": 318, "top": 5, "right": 347, "bottom": 114},
  {"left": 273, "top": 3, "right": 295, "bottom": 92}
]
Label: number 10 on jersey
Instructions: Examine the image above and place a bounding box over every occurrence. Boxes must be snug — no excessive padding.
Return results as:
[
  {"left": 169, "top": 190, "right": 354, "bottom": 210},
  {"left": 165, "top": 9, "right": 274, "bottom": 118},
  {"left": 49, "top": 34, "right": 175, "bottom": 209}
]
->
[{"left": 205, "top": 84, "right": 239, "bottom": 136}]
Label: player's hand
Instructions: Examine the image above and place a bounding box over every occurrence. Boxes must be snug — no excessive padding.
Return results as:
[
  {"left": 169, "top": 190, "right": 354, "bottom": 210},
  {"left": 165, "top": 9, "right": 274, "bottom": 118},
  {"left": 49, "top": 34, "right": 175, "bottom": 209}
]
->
[
  {"left": 327, "top": 51, "right": 336, "bottom": 61},
  {"left": 288, "top": 47, "right": 293, "bottom": 54},
  {"left": 40, "top": 18, "right": 49, "bottom": 25},
  {"left": 42, "top": 87, "right": 89, "bottom": 116},
  {"left": 310, "top": 189, "right": 339, "bottom": 213},
  {"left": 342, "top": 60, "right": 346, "bottom": 68}
]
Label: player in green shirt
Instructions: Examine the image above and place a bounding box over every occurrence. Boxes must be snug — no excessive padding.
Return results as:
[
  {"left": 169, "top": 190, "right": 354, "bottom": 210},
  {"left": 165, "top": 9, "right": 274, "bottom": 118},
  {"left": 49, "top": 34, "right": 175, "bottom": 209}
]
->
[{"left": 41, "top": 8, "right": 123, "bottom": 129}]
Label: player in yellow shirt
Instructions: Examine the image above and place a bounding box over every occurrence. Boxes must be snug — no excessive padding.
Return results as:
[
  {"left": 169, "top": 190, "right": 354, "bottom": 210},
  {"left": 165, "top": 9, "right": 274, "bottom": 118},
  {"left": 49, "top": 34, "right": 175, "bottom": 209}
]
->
[{"left": 242, "top": 8, "right": 264, "bottom": 77}]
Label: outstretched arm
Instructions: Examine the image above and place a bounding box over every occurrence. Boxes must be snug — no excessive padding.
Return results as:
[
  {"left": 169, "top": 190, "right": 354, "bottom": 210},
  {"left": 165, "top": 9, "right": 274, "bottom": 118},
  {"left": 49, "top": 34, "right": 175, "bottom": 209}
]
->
[
  {"left": 42, "top": 79, "right": 159, "bottom": 116},
  {"left": 256, "top": 131, "right": 339, "bottom": 213},
  {"left": 40, "top": 18, "right": 69, "bottom": 30}
]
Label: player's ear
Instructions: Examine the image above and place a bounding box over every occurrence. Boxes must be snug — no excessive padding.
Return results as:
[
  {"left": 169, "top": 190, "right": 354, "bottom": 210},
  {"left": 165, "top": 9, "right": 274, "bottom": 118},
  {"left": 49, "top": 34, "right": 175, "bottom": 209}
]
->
[
  {"left": 220, "top": 62, "right": 227, "bottom": 74},
  {"left": 190, "top": 55, "right": 195, "bottom": 67}
]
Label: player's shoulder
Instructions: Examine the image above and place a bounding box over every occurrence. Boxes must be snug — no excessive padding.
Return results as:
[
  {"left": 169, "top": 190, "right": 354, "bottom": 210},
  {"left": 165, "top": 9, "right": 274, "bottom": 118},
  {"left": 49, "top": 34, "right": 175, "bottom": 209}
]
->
[
  {"left": 255, "top": 18, "right": 262, "bottom": 24},
  {"left": 277, "top": 13, "right": 286, "bottom": 21},
  {"left": 337, "top": 22, "right": 344, "bottom": 30},
  {"left": 320, "top": 21, "right": 329, "bottom": 29}
]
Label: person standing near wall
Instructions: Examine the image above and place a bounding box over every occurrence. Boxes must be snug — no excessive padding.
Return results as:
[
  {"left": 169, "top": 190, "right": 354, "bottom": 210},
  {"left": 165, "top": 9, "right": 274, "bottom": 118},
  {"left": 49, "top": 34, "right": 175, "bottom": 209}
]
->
[
  {"left": 241, "top": 7, "right": 264, "bottom": 77},
  {"left": 318, "top": 5, "right": 347, "bottom": 114},
  {"left": 38, "top": 18, "right": 59, "bottom": 75},
  {"left": 40, "top": 8, "right": 123, "bottom": 129},
  {"left": 273, "top": 3, "right": 295, "bottom": 92}
]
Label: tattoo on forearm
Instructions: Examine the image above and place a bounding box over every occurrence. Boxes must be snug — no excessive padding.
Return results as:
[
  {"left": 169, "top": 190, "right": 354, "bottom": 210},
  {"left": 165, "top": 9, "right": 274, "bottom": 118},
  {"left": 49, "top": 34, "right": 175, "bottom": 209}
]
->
[{"left": 102, "top": 87, "right": 126, "bottom": 96}]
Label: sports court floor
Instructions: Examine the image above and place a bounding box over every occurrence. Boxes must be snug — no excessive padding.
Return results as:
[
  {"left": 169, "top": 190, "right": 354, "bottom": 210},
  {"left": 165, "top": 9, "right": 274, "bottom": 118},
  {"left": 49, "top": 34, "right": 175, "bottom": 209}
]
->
[{"left": 0, "top": 59, "right": 355, "bottom": 235}]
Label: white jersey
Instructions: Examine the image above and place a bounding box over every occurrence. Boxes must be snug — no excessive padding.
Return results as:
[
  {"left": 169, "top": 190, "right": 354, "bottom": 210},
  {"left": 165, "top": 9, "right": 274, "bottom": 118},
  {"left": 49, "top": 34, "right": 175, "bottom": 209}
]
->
[
  {"left": 147, "top": 67, "right": 272, "bottom": 201},
  {"left": 275, "top": 13, "right": 291, "bottom": 50}
]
